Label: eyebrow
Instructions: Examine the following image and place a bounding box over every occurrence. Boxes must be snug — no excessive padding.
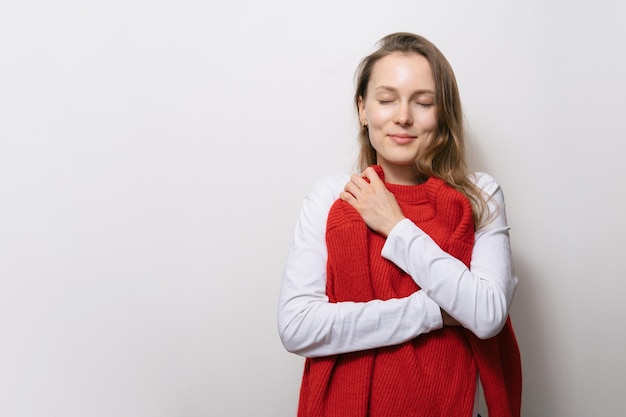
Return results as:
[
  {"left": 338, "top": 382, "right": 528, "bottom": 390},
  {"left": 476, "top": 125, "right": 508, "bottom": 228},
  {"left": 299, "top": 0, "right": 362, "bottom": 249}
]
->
[{"left": 374, "top": 86, "right": 436, "bottom": 95}]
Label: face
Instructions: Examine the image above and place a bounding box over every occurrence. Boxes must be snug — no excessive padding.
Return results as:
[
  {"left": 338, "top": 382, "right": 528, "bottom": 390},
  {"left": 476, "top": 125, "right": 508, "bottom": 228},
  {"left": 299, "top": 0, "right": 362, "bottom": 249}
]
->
[{"left": 358, "top": 52, "right": 438, "bottom": 184}]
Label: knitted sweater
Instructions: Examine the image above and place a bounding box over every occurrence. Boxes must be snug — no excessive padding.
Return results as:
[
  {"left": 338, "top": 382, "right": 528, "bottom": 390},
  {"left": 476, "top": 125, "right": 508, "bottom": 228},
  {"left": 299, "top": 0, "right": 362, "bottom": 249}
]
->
[{"left": 297, "top": 166, "right": 521, "bottom": 417}]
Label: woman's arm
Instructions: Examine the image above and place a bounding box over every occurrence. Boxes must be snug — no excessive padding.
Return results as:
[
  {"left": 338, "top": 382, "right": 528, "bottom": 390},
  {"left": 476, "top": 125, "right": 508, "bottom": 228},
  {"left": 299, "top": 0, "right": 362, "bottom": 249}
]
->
[
  {"left": 381, "top": 173, "right": 518, "bottom": 339},
  {"left": 277, "top": 175, "right": 444, "bottom": 358}
]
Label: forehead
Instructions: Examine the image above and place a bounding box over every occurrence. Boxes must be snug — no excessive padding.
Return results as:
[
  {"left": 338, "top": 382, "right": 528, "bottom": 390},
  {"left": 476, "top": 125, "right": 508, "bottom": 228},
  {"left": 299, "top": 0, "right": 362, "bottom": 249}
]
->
[{"left": 368, "top": 52, "right": 435, "bottom": 91}]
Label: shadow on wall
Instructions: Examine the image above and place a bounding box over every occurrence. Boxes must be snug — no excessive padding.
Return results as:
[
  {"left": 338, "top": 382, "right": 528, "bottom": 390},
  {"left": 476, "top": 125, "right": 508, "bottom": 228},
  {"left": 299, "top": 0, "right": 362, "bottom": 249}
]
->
[{"left": 510, "top": 251, "right": 556, "bottom": 417}]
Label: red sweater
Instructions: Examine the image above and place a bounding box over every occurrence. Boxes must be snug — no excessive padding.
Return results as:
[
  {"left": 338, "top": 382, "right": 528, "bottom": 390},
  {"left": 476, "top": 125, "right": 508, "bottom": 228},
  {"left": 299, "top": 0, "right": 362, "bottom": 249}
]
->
[{"left": 297, "top": 166, "right": 522, "bottom": 417}]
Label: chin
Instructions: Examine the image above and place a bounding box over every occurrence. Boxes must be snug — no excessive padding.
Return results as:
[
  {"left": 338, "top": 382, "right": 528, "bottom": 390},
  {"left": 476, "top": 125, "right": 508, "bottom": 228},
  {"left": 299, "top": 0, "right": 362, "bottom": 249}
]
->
[{"left": 388, "top": 159, "right": 418, "bottom": 166}]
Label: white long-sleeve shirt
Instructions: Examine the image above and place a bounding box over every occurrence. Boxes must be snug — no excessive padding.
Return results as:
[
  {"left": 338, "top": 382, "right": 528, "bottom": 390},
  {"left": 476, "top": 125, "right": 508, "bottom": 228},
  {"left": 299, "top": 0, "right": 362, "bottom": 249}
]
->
[{"left": 277, "top": 171, "right": 518, "bottom": 359}]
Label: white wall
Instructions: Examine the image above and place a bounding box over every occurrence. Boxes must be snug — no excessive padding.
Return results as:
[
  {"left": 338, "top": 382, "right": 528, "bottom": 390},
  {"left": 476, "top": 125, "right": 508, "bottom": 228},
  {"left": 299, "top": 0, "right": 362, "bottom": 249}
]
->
[{"left": 1, "top": 1, "right": 624, "bottom": 416}]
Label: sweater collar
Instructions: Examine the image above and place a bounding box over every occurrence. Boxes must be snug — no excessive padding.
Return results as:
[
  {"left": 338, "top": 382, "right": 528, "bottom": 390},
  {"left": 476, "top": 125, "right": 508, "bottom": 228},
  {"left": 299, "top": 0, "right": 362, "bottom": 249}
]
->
[{"left": 371, "top": 165, "right": 441, "bottom": 203}]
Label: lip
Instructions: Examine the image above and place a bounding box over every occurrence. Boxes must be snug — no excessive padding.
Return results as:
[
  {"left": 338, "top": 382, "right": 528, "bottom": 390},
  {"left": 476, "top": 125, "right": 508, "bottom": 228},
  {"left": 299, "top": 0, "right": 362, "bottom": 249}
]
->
[{"left": 388, "top": 133, "right": 417, "bottom": 145}]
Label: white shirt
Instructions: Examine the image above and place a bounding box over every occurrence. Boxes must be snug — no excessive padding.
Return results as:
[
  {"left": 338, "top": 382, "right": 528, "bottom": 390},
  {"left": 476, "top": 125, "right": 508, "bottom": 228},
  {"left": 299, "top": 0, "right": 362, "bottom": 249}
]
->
[{"left": 277, "top": 171, "right": 517, "bottom": 359}]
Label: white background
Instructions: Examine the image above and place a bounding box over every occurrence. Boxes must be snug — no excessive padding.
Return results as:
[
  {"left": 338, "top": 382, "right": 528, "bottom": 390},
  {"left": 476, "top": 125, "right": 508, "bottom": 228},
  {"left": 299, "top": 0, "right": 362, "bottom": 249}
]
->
[{"left": 1, "top": 1, "right": 625, "bottom": 416}]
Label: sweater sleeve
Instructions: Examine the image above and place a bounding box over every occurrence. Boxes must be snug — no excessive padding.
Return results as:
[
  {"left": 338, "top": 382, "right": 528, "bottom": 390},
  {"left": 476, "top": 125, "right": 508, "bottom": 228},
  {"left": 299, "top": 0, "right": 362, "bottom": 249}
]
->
[
  {"left": 381, "top": 172, "right": 518, "bottom": 340},
  {"left": 277, "top": 175, "right": 443, "bottom": 358}
]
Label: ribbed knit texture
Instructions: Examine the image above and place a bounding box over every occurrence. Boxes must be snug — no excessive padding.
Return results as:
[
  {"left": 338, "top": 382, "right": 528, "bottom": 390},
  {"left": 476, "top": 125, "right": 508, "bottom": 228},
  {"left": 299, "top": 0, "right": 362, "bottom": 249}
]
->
[{"left": 297, "top": 166, "right": 522, "bottom": 417}]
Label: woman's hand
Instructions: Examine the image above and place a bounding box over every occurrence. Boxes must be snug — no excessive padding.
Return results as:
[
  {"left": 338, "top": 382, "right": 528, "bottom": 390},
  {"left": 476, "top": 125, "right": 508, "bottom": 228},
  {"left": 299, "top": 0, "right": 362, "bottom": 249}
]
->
[
  {"left": 339, "top": 167, "right": 406, "bottom": 237},
  {"left": 441, "top": 309, "right": 462, "bottom": 326}
]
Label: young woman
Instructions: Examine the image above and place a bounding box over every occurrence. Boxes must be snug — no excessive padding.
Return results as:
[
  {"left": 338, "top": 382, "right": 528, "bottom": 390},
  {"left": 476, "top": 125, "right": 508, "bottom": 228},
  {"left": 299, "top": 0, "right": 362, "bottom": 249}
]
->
[{"left": 278, "top": 32, "right": 522, "bottom": 417}]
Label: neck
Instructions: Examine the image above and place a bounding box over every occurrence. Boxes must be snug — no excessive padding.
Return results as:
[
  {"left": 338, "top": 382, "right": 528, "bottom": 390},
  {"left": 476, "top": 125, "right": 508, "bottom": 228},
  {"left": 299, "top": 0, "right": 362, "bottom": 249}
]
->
[{"left": 377, "top": 163, "right": 423, "bottom": 185}]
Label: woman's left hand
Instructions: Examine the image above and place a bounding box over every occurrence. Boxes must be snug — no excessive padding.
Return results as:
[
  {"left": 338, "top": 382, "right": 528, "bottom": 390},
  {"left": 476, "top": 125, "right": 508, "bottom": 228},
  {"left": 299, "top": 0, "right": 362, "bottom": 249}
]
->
[{"left": 340, "top": 167, "right": 406, "bottom": 237}]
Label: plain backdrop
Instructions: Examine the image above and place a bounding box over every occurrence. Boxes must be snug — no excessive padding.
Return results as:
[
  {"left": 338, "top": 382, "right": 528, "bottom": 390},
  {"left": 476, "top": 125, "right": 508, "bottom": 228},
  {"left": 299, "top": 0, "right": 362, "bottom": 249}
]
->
[{"left": 1, "top": 1, "right": 625, "bottom": 416}]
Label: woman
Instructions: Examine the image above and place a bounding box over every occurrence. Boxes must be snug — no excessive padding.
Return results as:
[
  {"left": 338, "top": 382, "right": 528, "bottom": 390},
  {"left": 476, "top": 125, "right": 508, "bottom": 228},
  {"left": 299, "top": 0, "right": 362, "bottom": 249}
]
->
[{"left": 278, "top": 32, "right": 522, "bottom": 417}]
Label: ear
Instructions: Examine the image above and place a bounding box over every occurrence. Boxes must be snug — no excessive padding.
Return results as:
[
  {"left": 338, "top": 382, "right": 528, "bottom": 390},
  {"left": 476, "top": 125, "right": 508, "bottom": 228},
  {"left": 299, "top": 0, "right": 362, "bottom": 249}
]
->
[{"left": 357, "top": 96, "right": 367, "bottom": 126}]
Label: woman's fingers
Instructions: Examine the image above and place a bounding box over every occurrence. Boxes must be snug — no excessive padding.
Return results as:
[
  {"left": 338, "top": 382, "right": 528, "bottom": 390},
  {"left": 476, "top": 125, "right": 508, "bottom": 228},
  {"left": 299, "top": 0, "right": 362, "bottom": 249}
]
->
[
  {"left": 340, "top": 169, "right": 405, "bottom": 237},
  {"left": 343, "top": 169, "right": 380, "bottom": 199},
  {"left": 361, "top": 166, "right": 382, "bottom": 185}
]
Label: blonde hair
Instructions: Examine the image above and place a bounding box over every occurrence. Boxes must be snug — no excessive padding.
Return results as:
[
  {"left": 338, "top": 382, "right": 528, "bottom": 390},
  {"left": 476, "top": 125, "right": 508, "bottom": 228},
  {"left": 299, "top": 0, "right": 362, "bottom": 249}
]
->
[{"left": 354, "top": 32, "right": 489, "bottom": 228}]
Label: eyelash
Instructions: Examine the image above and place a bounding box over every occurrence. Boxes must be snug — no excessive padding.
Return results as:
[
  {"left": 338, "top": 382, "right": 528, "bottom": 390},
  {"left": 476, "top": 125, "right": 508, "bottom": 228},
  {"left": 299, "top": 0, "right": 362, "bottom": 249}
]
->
[{"left": 377, "top": 100, "right": 433, "bottom": 108}]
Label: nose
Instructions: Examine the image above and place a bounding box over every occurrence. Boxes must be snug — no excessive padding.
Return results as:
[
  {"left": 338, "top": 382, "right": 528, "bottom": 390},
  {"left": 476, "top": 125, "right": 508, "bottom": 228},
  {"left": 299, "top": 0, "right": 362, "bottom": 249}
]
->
[{"left": 394, "top": 102, "right": 413, "bottom": 126}]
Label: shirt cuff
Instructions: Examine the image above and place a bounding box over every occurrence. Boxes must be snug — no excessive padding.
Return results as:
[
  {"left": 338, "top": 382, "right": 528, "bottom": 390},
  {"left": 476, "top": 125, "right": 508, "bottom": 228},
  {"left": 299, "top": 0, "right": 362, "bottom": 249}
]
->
[
  {"left": 421, "top": 292, "right": 444, "bottom": 330},
  {"left": 381, "top": 218, "right": 422, "bottom": 273}
]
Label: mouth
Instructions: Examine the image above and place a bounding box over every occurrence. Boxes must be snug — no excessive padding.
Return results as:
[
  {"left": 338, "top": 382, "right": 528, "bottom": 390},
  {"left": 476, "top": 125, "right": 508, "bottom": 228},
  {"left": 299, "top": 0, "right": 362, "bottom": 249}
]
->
[{"left": 388, "top": 133, "right": 417, "bottom": 145}]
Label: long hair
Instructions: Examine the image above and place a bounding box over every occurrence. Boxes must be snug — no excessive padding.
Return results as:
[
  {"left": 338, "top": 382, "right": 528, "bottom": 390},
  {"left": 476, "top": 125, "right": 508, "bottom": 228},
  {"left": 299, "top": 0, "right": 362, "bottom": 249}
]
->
[{"left": 354, "top": 32, "right": 489, "bottom": 228}]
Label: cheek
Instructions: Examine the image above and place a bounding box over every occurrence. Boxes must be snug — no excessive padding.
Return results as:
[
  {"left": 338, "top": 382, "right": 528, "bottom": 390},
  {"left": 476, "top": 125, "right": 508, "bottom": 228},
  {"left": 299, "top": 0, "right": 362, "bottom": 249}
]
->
[
  {"left": 417, "top": 111, "right": 438, "bottom": 131},
  {"left": 366, "top": 107, "right": 393, "bottom": 128}
]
